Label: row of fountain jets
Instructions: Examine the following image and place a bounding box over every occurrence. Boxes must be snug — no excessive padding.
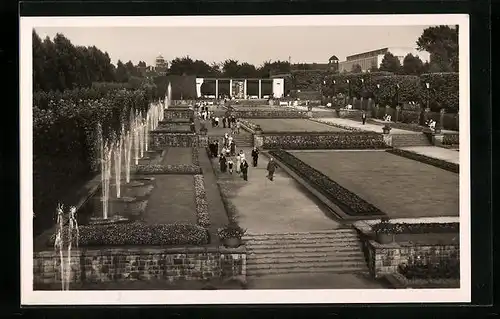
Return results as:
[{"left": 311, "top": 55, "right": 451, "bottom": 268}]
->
[{"left": 52, "top": 84, "right": 172, "bottom": 290}]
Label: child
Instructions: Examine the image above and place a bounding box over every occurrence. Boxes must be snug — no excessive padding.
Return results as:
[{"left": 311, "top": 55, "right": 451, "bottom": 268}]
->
[{"left": 227, "top": 158, "right": 234, "bottom": 174}]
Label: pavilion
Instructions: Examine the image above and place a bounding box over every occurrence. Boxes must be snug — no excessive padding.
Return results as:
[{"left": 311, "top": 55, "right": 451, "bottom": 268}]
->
[{"left": 195, "top": 78, "right": 285, "bottom": 99}]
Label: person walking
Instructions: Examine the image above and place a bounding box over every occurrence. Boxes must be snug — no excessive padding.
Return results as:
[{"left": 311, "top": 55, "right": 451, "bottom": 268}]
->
[
  {"left": 215, "top": 116, "right": 220, "bottom": 127},
  {"left": 235, "top": 152, "right": 242, "bottom": 174},
  {"left": 236, "top": 120, "right": 241, "bottom": 134},
  {"left": 251, "top": 147, "right": 259, "bottom": 167},
  {"left": 227, "top": 158, "right": 234, "bottom": 174},
  {"left": 362, "top": 111, "right": 367, "bottom": 125},
  {"left": 230, "top": 140, "right": 236, "bottom": 156},
  {"left": 240, "top": 159, "right": 249, "bottom": 181},
  {"left": 219, "top": 153, "right": 227, "bottom": 173},
  {"left": 222, "top": 116, "right": 227, "bottom": 128},
  {"left": 266, "top": 157, "right": 278, "bottom": 181}
]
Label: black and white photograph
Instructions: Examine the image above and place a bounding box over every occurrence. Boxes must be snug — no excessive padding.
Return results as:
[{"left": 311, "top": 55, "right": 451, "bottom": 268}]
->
[{"left": 20, "top": 15, "right": 470, "bottom": 305}]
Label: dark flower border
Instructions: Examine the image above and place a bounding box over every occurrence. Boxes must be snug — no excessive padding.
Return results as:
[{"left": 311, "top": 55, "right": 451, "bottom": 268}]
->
[
  {"left": 194, "top": 174, "right": 210, "bottom": 228},
  {"left": 269, "top": 150, "right": 386, "bottom": 217},
  {"left": 263, "top": 132, "right": 387, "bottom": 150},
  {"left": 191, "top": 147, "right": 200, "bottom": 166},
  {"left": 443, "top": 134, "right": 459, "bottom": 146},
  {"left": 372, "top": 222, "right": 459, "bottom": 235},
  {"left": 47, "top": 222, "right": 209, "bottom": 246},
  {"left": 386, "top": 149, "right": 459, "bottom": 173},
  {"left": 135, "top": 164, "right": 202, "bottom": 175}
]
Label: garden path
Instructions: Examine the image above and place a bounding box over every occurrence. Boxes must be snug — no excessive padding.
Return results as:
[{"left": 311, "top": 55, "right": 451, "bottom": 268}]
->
[
  {"left": 399, "top": 146, "right": 460, "bottom": 165},
  {"left": 213, "top": 145, "right": 341, "bottom": 234},
  {"left": 313, "top": 117, "right": 417, "bottom": 134}
]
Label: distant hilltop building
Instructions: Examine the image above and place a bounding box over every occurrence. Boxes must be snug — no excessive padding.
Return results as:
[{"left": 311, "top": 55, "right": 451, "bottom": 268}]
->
[
  {"left": 289, "top": 55, "right": 339, "bottom": 73},
  {"left": 154, "top": 54, "right": 168, "bottom": 75},
  {"left": 338, "top": 47, "right": 430, "bottom": 73}
]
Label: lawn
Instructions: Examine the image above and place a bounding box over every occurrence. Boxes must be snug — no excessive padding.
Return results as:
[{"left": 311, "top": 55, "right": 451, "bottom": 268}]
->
[
  {"left": 249, "top": 119, "right": 347, "bottom": 132},
  {"left": 161, "top": 147, "right": 193, "bottom": 165},
  {"left": 144, "top": 175, "right": 197, "bottom": 224},
  {"left": 291, "top": 150, "right": 459, "bottom": 219}
]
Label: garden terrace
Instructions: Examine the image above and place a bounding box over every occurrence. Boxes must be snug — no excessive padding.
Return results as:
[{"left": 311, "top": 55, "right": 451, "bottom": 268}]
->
[
  {"left": 247, "top": 119, "right": 347, "bottom": 132},
  {"left": 228, "top": 109, "right": 308, "bottom": 119},
  {"left": 269, "top": 150, "right": 387, "bottom": 219},
  {"left": 289, "top": 150, "right": 459, "bottom": 219},
  {"left": 262, "top": 132, "right": 386, "bottom": 150}
]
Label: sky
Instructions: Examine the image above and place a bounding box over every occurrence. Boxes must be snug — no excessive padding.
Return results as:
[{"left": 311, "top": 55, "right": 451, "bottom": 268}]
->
[{"left": 34, "top": 25, "right": 433, "bottom": 67}]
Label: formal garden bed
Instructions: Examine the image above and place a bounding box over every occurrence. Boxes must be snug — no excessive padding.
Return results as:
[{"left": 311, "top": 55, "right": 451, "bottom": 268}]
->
[
  {"left": 269, "top": 150, "right": 386, "bottom": 217},
  {"left": 291, "top": 150, "right": 459, "bottom": 219},
  {"left": 246, "top": 118, "right": 345, "bottom": 132},
  {"left": 386, "top": 148, "right": 459, "bottom": 173},
  {"left": 263, "top": 132, "right": 386, "bottom": 150},
  {"left": 309, "top": 118, "right": 365, "bottom": 132},
  {"left": 135, "top": 164, "right": 202, "bottom": 175}
]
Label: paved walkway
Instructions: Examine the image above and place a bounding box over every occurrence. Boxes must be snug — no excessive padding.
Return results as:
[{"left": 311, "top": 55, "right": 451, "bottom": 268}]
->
[
  {"left": 399, "top": 146, "right": 460, "bottom": 164},
  {"left": 313, "top": 117, "right": 418, "bottom": 135},
  {"left": 217, "top": 146, "right": 341, "bottom": 233}
]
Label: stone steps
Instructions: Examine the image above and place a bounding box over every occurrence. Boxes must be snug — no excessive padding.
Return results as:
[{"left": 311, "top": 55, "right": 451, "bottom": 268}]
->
[
  {"left": 391, "top": 133, "right": 432, "bottom": 147},
  {"left": 244, "top": 229, "right": 368, "bottom": 276}
]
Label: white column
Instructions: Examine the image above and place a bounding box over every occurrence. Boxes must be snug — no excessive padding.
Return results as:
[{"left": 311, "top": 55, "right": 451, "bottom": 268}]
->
[
  {"left": 244, "top": 79, "right": 248, "bottom": 99},
  {"left": 258, "top": 79, "right": 262, "bottom": 99},
  {"left": 215, "top": 79, "right": 219, "bottom": 99},
  {"left": 229, "top": 79, "right": 233, "bottom": 97}
]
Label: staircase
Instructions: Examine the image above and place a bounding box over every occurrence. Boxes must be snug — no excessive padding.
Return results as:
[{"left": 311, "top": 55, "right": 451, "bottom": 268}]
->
[
  {"left": 243, "top": 229, "right": 368, "bottom": 277},
  {"left": 231, "top": 133, "right": 254, "bottom": 147},
  {"left": 391, "top": 133, "right": 432, "bottom": 147}
]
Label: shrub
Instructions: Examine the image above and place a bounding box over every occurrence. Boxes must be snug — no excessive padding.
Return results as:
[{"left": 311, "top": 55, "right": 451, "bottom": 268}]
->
[
  {"left": 135, "top": 164, "right": 202, "bottom": 175},
  {"left": 323, "top": 72, "right": 394, "bottom": 98},
  {"left": 194, "top": 175, "right": 210, "bottom": 228},
  {"left": 262, "top": 132, "right": 387, "bottom": 150},
  {"left": 217, "top": 223, "right": 246, "bottom": 240},
  {"left": 47, "top": 222, "right": 209, "bottom": 246},
  {"left": 419, "top": 73, "right": 459, "bottom": 112},
  {"left": 399, "top": 259, "right": 460, "bottom": 280},
  {"left": 372, "top": 222, "right": 459, "bottom": 234},
  {"left": 443, "top": 134, "right": 459, "bottom": 145},
  {"left": 387, "top": 149, "right": 459, "bottom": 173},
  {"left": 269, "top": 150, "right": 386, "bottom": 217}
]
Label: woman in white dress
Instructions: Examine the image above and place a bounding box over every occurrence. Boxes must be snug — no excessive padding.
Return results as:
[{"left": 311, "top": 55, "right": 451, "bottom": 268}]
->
[{"left": 235, "top": 152, "right": 241, "bottom": 174}]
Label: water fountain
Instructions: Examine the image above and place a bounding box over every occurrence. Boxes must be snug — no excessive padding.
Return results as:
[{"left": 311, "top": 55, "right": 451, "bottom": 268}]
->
[
  {"left": 139, "top": 111, "right": 144, "bottom": 158},
  {"left": 114, "top": 129, "right": 123, "bottom": 198},
  {"left": 145, "top": 113, "right": 150, "bottom": 152},
  {"left": 54, "top": 204, "right": 78, "bottom": 291},
  {"left": 134, "top": 110, "right": 140, "bottom": 165},
  {"left": 124, "top": 127, "right": 132, "bottom": 184},
  {"left": 102, "top": 140, "right": 112, "bottom": 219}
]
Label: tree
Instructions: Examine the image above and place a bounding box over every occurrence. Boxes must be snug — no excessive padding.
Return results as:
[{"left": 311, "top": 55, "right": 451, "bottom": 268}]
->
[
  {"left": 115, "top": 60, "right": 129, "bottom": 82},
  {"left": 402, "top": 53, "right": 424, "bottom": 75},
  {"left": 416, "top": 25, "right": 458, "bottom": 72},
  {"left": 351, "top": 64, "right": 362, "bottom": 73},
  {"left": 369, "top": 64, "right": 379, "bottom": 72},
  {"left": 379, "top": 52, "right": 402, "bottom": 73},
  {"left": 222, "top": 59, "right": 240, "bottom": 77}
]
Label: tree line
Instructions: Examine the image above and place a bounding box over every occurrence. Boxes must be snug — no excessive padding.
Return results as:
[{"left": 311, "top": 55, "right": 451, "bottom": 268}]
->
[{"left": 33, "top": 25, "right": 458, "bottom": 93}]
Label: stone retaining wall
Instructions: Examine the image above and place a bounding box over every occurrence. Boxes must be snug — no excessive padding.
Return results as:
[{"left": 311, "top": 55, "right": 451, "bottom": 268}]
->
[
  {"left": 34, "top": 246, "right": 246, "bottom": 287},
  {"left": 150, "top": 132, "right": 198, "bottom": 148},
  {"left": 164, "top": 108, "right": 194, "bottom": 120},
  {"left": 363, "top": 240, "right": 459, "bottom": 278}
]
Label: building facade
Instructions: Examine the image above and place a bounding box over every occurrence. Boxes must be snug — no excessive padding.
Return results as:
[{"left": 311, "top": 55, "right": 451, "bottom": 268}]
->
[
  {"left": 338, "top": 47, "right": 430, "bottom": 73},
  {"left": 154, "top": 55, "right": 168, "bottom": 75}
]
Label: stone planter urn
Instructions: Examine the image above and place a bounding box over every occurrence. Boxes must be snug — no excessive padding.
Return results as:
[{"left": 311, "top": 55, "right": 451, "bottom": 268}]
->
[
  {"left": 376, "top": 233, "right": 394, "bottom": 244},
  {"left": 223, "top": 237, "right": 242, "bottom": 248}
]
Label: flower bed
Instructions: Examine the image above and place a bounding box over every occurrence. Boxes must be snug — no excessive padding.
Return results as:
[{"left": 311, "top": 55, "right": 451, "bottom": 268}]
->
[
  {"left": 230, "top": 110, "right": 308, "bottom": 119},
  {"left": 194, "top": 175, "right": 210, "bottom": 228},
  {"left": 386, "top": 149, "right": 459, "bottom": 173},
  {"left": 47, "top": 222, "right": 209, "bottom": 246},
  {"left": 149, "top": 132, "right": 198, "bottom": 148},
  {"left": 372, "top": 222, "right": 459, "bottom": 235},
  {"left": 310, "top": 119, "right": 364, "bottom": 132},
  {"left": 269, "top": 150, "right": 386, "bottom": 217},
  {"left": 263, "top": 132, "right": 386, "bottom": 150},
  {"left": 398, "top": 259, "right": 460, "bottom": 280},
  {"left": 191, "top": 147, "right": 200, "bottom": 166},
  {"left": 443, "top": 134, "right": 459, "bottom": 146},
  {"left": 135, "top": 164, "right": 202, "bottom": 175}
]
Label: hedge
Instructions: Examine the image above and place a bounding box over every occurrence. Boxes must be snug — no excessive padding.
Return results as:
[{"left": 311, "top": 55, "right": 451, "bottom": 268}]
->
[
  {"left": 33, "top": 87, "right": 158, "bottom": 235},
  {"left": 47, "top": 222, "right": 209, "bottom": 246},
  {"left": 386, "top": 149, "right": 459, "bottom": 173},
  {"left": 319, "top": 72, "right": 459, "bottom": 112},
  {"left": 269, "top": 150, "right": 386, "bottom": 217},
  {"left": 262, "top": 132, "right": 387, "bottom": 150},
  {"left": 443, "top": 134, "right": 459, "bottom": 146}
]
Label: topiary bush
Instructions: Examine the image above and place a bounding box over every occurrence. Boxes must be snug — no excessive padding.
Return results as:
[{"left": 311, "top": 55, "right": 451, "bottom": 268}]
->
[{"left": 419, "top": 73, "right": 459, "bottom": 112}]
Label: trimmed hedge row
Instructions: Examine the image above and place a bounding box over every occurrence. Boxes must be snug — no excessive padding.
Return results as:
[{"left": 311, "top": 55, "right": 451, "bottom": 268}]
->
[
  {"left": 262, "top": 132, "right": 387, "bottom": 150},
  {"left": 310, "top": 119, "right": 365, "bottom": 132},
  {"left": 386, "top": 149, "right": 459, "bottom": 173},
  {"left": 321, "top": 72, "right": 459, "bottom": 112},
  {"left": 47, "top": 222, "right": 209, "bottom": 246},
  {"left": 372, "top": 222, "right": 459, "bottom": 234},
  {"left": 269, "top": 150, "right": 386, "bottom": 217},
  {"left": 194, "top": 175, "right": 210, "bottom": 228},
  {"left": 229, "top": 110, "right": 308, "bottom": 119},
  {"left": 135, "top": 164, "right": 202, "bottom": 175}
]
